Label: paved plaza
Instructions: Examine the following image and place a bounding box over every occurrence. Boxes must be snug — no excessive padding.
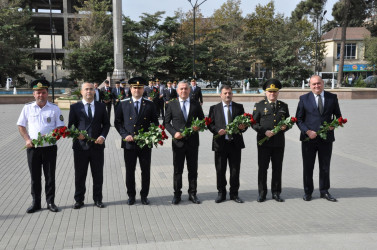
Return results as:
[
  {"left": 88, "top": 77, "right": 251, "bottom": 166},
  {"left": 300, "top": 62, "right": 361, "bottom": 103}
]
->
[{"left": 1, "top": 98, "right": 377, "bottom": 250}]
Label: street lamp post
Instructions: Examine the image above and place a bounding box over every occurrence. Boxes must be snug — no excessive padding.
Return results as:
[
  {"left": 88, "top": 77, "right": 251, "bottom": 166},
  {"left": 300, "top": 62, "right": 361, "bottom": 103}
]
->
[
  {"left": 187, "top": 0, "right": 207, "bottom": 79},
  {"left": 314, "top": 10, "right": 327, "bottom": 75},
  {"left": 48, "top": 0, "right": 55, "bottom": 102}
]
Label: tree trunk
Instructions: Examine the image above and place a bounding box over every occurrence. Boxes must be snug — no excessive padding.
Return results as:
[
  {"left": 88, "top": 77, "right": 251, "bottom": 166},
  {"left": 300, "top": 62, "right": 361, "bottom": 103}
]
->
[{"left": 337, "top": 0, "right": 351, "bottom": 88}]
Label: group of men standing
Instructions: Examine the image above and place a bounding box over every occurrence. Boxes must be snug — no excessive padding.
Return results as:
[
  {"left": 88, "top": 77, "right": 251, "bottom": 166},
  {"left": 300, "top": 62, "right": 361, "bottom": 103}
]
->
[{"left": 17, "top": 75, "right": 342, "bottom": 213}]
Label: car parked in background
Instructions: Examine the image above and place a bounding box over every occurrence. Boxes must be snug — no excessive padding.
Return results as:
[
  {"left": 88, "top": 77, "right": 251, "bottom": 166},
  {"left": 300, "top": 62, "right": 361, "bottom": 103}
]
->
[{"left": 365, "top": 75, "right": 377, "bottom": 86}]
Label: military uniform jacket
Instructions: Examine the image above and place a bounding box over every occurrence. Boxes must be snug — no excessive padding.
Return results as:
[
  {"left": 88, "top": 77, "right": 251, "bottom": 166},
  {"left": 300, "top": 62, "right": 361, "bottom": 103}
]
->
[
  {"left": 208, "top": 102, "right": 246, "bottom": 151},
  {"left": 252, "top": 98, "right": 290, "bottom": 147},
  {"left": 189, "top": 86, "right": 203, "bottom": 103},
  {"left": 114, "top": 98, "right": 159, "bottom": 149},
  {"left": 164, "top": 99, "right": 204, "bottom": 149}
]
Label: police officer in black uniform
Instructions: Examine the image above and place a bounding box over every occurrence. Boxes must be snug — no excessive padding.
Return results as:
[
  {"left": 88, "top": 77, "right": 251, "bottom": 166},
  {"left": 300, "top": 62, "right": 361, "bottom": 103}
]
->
[
  {"left": 114, "top": 80, "right": 159, "bottom": 205},
  {"left": 252, "top": 79, "right": 290, "bottom": 203}
]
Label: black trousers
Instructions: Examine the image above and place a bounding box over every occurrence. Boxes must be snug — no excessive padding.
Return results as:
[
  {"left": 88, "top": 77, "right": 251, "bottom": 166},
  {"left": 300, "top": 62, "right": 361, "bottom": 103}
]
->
[
  {"left": 124, "top": 147, "right": 151, "bottom": 198},
  {"left": 301, "top": 140, "right": 333, "bottom": 195},
  {"left": 158, "top": 100, "right": 164, "bottom": 117},
  {"left": 172, "top": 144, "right": 198, "bottom": 197},
  {"left": 257, "top": 145, "right": 285, "bottom": 195},
  {"left": 27, "top": 145, "right": 57, "bottom": 204},
  {"left": 214, "top": 141, "right": 241, "bottom": 197},
  {"left": 105, "top": 102, "right": 112, "bottom": 121},
  {"left": 73, "top": 148, "right": 104, "bottom": 202}
]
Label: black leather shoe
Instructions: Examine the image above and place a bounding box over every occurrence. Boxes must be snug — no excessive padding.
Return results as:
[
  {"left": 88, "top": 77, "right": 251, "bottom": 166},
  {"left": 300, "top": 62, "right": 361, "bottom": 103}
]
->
[
  {"left": 272, "top": 194, "right": 284, "bottom": 202},
  {"left": 127, "top": 197, "right": 136, "bottom": 205},
  {"left": 26, "top": 203, "right": 41, "bottom": 213},
  {"left": 94, "top": 201, "right": 105, "bottom": 208},
  {"left": 172, "top": 197, "right": 181, "bottom": 205},
  {"left": 303, "top": 194, "right": 312, "bottom": 201},
  {"left": 320, "top": 193, "right": 337, "bottom": 202},
  {"left": 230, "top": 196, "right": 244, "bottom": 203},
  {"left": 73, "top": 201, "right": 84, "bottom": 209},
  {"left": 257, "top": 195, "right": 266, "bottom": 203},
  {"left": 141, "top": 197, "right": 150, "bottom": 205},
  {"left": 189, "top": 194, "right": 201, "bottom": 204},
  {"left": 215, "top": 195, "right": 226, "bottom": 203},
  {"left": 47, "top": 203, "right": 59, "bottom": 212}
]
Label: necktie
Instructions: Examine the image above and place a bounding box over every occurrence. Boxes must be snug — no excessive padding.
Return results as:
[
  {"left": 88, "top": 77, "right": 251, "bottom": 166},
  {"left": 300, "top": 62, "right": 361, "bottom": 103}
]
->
[
  {"left": 135, "top": 101, "right": 139, "bottom": 115},
  {"left": 182, "top": 100, "right": 188, "bottom": 121},
  {"left": 271, "top": 102, "right": 276, "bottom": 112},
  {"left": 226, "top": 104, "right": 233, "bottom": 140},
  {"left": 317, "top": 95, "right": 323, "bottom": 115},
  {"left": 87, "top": 103, "right": 93, "bottom": 121},
  {"left": 169, "top": 88, "right": 171, "bottom": 94},
  {"left": 117, "top": 88, "right": 119, "bottom": 95}
]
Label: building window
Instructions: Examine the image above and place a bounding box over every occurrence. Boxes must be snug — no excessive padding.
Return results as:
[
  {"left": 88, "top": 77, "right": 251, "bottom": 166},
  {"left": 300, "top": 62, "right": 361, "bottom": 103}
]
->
[{"left": 337, "top": 43, "right": 356, "bottom": 59}]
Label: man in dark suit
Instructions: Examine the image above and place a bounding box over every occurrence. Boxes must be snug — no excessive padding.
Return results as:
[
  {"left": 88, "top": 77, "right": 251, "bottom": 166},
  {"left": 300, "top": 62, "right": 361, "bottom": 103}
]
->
[
  {"left": 208, "top": 85, "right": 247, "bottom": 203},
  {"left": 94, "top": 82, "right": 102, "bottom": 102},
  {"left": 112, "top": 81, "right": 125, "bottom": 112},
  {"left": 163, "top": 81, "right": 177, "bottom": 106},
  {"left": 189, "top": 79, "right": 203, "bottom": 105},
  {"left": 155, "top": 79, "right": 165, "bottom": 118},
  {"left": 68, "top": 82, "right": 110, "bottom": 209},
  {"left": 114, "top": 81, "right": 159, "bottom": 205},
  {"left": 164, "top": 81, "right": 205, "bottom": 205},
  {"left": 296, "top": 75, "right": 342, "bottom": 202},
  {"left": 100, "top": 80, "right": 113, "bottom": 121},
  {"left": 252, "top": 79, "right": 290, "bottom": 203}
]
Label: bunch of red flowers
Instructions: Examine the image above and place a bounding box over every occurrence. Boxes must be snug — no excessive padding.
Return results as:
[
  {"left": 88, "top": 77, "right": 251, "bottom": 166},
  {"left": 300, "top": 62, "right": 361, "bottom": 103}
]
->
[
  {"left": 23, "top": 125, "right": 95, "bottom": 149},
  {"left": 133, "top": 123, "right": 168, "bottom": 148},
  {"left": 316, "top": 116, "right": 348, "bottom": 140},
  {"left": 214, "top": 113, "right": 256, "bottom": 139},
  {"left": 149, "top": 88, "right": 158, "bottom": 99},
  {"left": 258, "top": 116, "right": 297, "bottom": 146},
  {"left": 180, "top": 117, "right": 212, "bottom": 138}
]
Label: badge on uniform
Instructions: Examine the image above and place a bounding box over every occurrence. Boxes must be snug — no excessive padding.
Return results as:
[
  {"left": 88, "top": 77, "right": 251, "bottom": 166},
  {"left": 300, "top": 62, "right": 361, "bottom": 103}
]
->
[
  {"left": 60, "top": 115, "right": 64, "bottom": 121},
  {"left": 263, "top": 108, "right": 268, "bottom": 115},
  {"left": 47, "top": 117, "right": 51, "bottom": 123}
]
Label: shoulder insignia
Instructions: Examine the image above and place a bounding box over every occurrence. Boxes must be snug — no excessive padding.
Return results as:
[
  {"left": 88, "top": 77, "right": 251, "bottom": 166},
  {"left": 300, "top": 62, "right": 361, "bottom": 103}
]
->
[
  {"left": 143, "top": 97, "right": 152, "bottom": 102},
  {"left": 121, "top": 98, "right": 130, "bottom": 102}
]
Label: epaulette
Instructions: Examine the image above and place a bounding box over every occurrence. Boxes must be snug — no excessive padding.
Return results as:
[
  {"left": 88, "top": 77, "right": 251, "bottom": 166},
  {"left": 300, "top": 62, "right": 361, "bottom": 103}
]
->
[
  {"left": 143, "top": 97, "right": 152, "bottom": 102},
  {"left": 121, "top": 98, "right": 131, "bottom": 102}
]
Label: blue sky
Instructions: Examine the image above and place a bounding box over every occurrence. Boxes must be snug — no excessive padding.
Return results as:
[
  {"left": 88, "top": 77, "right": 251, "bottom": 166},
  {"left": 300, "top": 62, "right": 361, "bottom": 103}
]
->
[{"left": 122, "top": 0, "right": 338, "bottom": 21}]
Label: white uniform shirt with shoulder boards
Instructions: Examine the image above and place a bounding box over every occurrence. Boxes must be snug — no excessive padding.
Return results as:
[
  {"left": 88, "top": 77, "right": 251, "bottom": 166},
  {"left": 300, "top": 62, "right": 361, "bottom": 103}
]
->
[{"left": 17, "top": 101, "right": 65, "bottom": 147}]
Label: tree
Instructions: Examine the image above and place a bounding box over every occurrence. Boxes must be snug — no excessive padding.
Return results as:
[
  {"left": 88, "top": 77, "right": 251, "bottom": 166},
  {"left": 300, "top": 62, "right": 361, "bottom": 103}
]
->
[
  {"left": 364, "top": 36, "right": 377, "bottom": 71},
  {"left": 64, "top": 0, "right": 113, "bottom": 82},
  {"left": 0, "top": 0, "right": 39, "bottom": 86},
  {"left": 330, "top": 0, "right": 373, "bottom": 86}
]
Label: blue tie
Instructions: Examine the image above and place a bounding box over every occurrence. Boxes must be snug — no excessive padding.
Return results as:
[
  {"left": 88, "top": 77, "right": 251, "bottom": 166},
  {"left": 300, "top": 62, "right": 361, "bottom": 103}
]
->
[
  {"left": 134, "top": 101, "right": 139, "bottom": 115},
  {"left": 182, "top": 100, "right": 188, "bottom": 121}
]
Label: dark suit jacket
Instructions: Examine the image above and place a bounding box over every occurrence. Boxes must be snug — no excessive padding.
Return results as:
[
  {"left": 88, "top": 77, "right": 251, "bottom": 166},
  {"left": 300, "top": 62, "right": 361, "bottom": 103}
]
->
[
  {"left": 208, "top": 102, "right": 246, "bottom": 151},
  {"left": 252, "top": 98, "right": 290, "bottom": 147},
  {"left": 189, "top": 86, "right": 203, "bottom": 104},
  {"left": 296, "top": 91, "right": 342, "bottom": 142},
  {"left": 114, "top": 97, "right": 159, "bottom": 149},
  {"left": 164, "top": 99, "right": 204, "bottom": 149},
  {"left": 94, "top": 88, "right": 102, "bottom": 102},
  {"left": 112, "top": 87, "right": 126, "bottom": 105},
  {"left": 163, "top": 88, "right": 177, "bottom": 102},
  {"left": 68, "top": 101, "right": 110, "bottom": 150}
]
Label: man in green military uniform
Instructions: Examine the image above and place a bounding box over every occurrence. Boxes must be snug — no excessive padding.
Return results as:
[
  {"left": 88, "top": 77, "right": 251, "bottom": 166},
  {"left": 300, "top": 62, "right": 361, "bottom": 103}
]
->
[{"left": 252, "top": 79, "right": 290, "bottom": 203}]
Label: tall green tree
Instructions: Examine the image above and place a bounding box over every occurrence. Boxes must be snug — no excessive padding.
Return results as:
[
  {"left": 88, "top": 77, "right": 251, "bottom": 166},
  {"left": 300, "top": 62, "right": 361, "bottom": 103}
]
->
[
  {"left": 364, "top": 36, "right": 377, "bottom": 71},
  {"left": 0, "top": 0, "right": 39, "bottom": 86},
  {"left": 64, "top": 0, "right": 113, "bottom": 82}
]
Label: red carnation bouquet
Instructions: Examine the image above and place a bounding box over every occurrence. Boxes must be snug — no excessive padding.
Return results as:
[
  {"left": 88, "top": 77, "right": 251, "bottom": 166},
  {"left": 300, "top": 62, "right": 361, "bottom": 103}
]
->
[
  {"left": 179, "top": 117, "right": 212, "bottom": 138},
  {"left": 23, "top": 125, "right": 95, "bottom": 149},
  {"left": 103, "top": 90, "right": 111, "bottom": 101},
  {"left": 316, "top": 117, "right": 348, "bottom": 140},
  {"left": 258, "top": 117, "right": 297, "bottom": 146},
  {"left": 132, "top": 124, "right": 168, "bottom": 148},
  {"left": 149, "top": 88, "right": 158, "bottom": 99},
  {"left": 117, "top": 90, "right": 124, "bottom": 101},
  {"left": 214, "top": 113, "right": 256, "bottom": 139}
]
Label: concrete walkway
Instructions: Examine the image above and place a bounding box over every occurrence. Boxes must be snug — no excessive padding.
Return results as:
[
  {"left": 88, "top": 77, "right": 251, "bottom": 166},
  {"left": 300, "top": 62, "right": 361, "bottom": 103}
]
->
[{"left": 1, "top": 99, "right": 377, "bottom": 249}]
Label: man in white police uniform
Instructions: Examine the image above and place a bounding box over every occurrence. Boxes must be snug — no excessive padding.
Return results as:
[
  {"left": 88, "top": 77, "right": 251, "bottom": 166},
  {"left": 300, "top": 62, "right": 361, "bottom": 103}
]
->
[{"left": 17, "top": 81, "right": 64, "bottom": 213}]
